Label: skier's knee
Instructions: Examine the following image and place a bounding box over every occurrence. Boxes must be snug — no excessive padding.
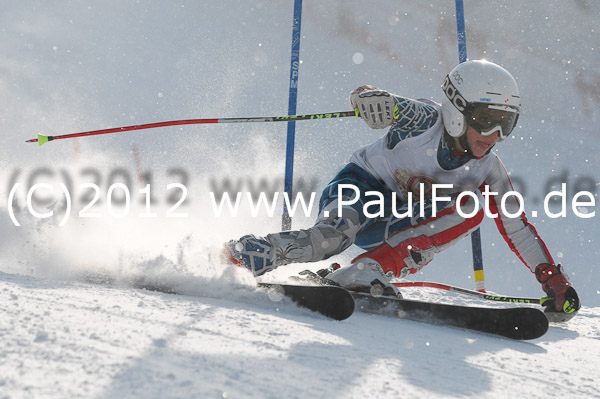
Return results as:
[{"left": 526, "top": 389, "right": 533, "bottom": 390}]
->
[
  {"left": 308, "top": 224, "right": 354, "bottom": 261},
  {"left": 353, "top": 234, "right": 436, "bottom": 278}
]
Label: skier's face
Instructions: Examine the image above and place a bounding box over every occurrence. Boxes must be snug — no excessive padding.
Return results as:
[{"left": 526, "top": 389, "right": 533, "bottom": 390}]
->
[{"left": 466, "top": 125, "right": 499, "bottom": 157}]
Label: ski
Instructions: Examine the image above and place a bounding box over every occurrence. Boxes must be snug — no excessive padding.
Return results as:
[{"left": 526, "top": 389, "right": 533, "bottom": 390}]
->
[
  {"left": 79, "top": 271, "right": 354, "bottom": 321},
  {"left": 351, "top": 292, "right": 549, "bottom": 340},
  {"left": 258, "top": 283, "right": 355, "bottom": 321}
]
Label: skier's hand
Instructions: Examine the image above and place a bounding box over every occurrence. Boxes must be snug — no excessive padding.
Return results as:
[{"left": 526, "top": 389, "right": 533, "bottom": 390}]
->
[
  {"left": 350, "top": 86, "right": 398, "bottom": 129},
  {"left": 535, "top": 263, "right": 580, "bottom": 321}
]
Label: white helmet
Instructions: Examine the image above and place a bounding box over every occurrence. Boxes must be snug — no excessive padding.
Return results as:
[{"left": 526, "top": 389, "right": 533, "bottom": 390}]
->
[{"left": 442, "top": 60, "right": 521, "bottom": 141}]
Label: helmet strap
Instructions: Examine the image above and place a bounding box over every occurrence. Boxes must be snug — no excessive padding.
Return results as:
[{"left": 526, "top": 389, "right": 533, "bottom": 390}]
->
[
  {"left": 443, "top": 129, "right": 470, "bottom": 157},
  {"left": 458, "top": 134, "right": 472, "bottom": 156}
]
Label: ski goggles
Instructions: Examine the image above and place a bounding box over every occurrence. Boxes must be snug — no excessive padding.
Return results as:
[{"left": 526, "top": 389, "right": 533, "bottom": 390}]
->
[{"left": 465, "top": 103, "right": 520, "bottom": 141}]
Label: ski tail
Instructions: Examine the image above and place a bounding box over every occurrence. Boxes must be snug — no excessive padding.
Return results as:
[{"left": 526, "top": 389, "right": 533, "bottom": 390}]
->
[{"left": 352, "top": 292, "right": 549, "bottom": 340}]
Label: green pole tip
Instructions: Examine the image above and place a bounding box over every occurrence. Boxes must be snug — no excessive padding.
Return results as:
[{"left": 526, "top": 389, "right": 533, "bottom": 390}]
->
[{"left": 38, "top": 134, "right": 49, "bottom": 147}]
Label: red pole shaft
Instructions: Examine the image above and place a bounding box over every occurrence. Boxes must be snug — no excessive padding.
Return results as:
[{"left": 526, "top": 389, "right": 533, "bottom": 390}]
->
[
  {"left": 27, "top": 118, "right": 218, "bottom": 143},
  {"left": 26, "top": 111, "right": 356, "bottom": 145}
]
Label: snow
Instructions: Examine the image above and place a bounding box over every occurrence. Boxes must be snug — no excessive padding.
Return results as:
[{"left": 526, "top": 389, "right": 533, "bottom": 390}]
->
[
  {"left": 1, "top": 1, "right": 599, "bottom": 398},
  {"left": 1, "top": 271, "right": 599, "bottom": 398}
]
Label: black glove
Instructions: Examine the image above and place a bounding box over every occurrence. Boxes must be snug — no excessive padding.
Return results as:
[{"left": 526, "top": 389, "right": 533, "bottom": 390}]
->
[{"left": 535, "top": 263, "right": 580, "bottom": 322}]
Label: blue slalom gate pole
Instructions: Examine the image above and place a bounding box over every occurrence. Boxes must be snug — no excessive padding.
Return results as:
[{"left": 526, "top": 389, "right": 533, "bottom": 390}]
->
[
  {"left": 455, "top": 0, "right": 486, "bottom": 292},
  {"left": 282, "top": 0, "right": 303, "bottom": 231},
  {"left": 455, "top": 0, "right": 467, "bottom": 64}
]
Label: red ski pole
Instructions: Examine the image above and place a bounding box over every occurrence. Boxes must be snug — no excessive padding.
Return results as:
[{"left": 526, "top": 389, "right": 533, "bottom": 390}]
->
[
  {"left": 26, "top": 110, "right": 358, "bottom": 146},
  {"left": 394, "top": 281, "right": 543, "bottom": 304}
]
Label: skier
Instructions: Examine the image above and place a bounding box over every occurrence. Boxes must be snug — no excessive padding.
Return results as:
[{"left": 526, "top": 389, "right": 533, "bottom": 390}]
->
[{"left": 223, "top": 60, "right": 580, "bottom": 319}]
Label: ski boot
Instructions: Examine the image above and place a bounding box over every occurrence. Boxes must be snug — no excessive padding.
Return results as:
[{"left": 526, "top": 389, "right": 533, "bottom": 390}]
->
[
  {"left": 223, "top": 234, "right": 275, "bottom": 276},
  {"left": 318, "top": 259, "right": 402, "bottom": 298}
]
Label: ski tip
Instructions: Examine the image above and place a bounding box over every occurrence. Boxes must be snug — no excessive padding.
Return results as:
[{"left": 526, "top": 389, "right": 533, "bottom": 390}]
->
[{"left": 259, "top": 283, "right": 355, "bottom": 321}]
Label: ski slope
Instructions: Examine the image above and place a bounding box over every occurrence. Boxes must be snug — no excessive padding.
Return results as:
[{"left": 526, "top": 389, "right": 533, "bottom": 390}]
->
[
  {"left": 1, "top": 1, "right": 599, "bottom": 398},
  {"left": 1, "top": 270, "right": 599, "bottom": 399}
]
